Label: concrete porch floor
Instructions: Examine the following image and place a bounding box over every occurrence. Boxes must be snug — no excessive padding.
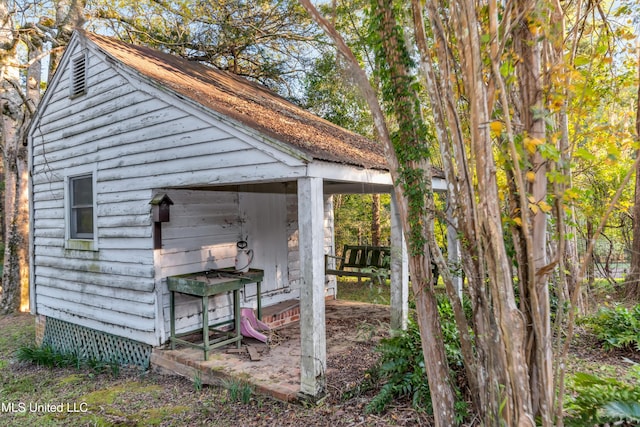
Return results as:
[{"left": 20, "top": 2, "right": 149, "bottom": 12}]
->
[{"left": 151, "top": 299, "right": 391, "bottom": 402}]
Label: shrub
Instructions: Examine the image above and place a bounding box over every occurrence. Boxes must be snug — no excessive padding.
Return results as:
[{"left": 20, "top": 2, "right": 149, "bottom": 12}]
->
[
  {"left": 603, "top": 401, "right": 640, "bottom": 423},
  {"left": 365, "top": 318, "right": 432, "bottom": 415},
  {"left": 363, "top": 296, "right": 468, "bottom": 423},
  {"left": 565, "top": 371, "right": 640, "bottom": 425},
  {"left": 580, "top": 304, "right": 640, "bottom": 350}
]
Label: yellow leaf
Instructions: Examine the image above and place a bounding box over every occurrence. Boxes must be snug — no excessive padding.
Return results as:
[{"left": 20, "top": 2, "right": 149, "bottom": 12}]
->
[
  {"left": 538, "top": 200, "right": 552, "bottom": 213},
  {"left": 529, "top": 203, "right": 539, "bottom": 214},
  {"left": 526, "top": 171, "right": 536, "bottom": 182},
  {"left": 524, "top": 137, "right": 543, "bottom": 154},
  {"left": 490, "top": 121, "right": 504, "bottom": 137},
  {"left": 513, "top": 217, "right": 522, "bottom": 226},
  {"left": 564, "top": 188, "right": 579, "bottom": 201}
]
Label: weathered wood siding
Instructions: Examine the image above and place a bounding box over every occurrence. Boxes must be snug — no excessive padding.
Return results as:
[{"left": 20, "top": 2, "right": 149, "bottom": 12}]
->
[
  {"left": 286, "top": 193, "right": 336, "bottom": 297},
  {"left": 30, "top": 40, "right": 308, "bottom": 346},
  {"left": 154, "top": 187, "right": 336, "bottom": 340},
  {"left": 155, "top": 188, "right": 243, "bottom": 337}
]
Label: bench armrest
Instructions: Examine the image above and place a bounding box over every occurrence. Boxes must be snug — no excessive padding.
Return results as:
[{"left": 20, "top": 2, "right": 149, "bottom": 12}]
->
[{"left": 325, "top": 253, "right": 345, "bottom": 270}]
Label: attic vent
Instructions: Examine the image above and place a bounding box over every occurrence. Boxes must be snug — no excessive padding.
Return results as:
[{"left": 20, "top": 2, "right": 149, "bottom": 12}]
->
[{"left": 70, "top": 54, "right": 87, "bottom": 98}]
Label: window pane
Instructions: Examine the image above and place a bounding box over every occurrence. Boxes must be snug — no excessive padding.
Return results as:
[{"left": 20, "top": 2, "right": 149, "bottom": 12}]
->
[
  {"left": 73, "top": 207, "right": 93, "bottom": 237},
  {"left": 72, "top": 176, "right": 92, "bottom": 206},
  {"left": 69, "top": 174, "right": 94, "bottom": 240}
]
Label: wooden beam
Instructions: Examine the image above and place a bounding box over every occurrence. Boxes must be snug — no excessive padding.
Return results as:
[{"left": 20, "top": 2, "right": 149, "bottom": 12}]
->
[
  {"left": 297, "top": 177, "right": 326, "bottom": 398},
  {"left": 390, "top": 191, "right": 409, "bottom": 332}
]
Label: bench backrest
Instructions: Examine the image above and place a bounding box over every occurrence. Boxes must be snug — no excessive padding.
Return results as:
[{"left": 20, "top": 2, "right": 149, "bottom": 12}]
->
[{"left": 340, "top": 245, "right": 391, "bottom": 270}]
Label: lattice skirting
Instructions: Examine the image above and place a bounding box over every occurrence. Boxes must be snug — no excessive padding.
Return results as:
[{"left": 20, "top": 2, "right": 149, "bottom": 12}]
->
[{"left": 41, "top": 317, "right": 151, "bottom": 369}]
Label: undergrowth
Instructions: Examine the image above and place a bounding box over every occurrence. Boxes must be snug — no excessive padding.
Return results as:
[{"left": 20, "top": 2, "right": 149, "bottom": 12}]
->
[
  {"left": 567, "top": 304, "right": 640, "bottom": 425},
  {"left": 565, "top": 369, "right": 640, "bottom": 425},
  {"left": 348, "top": 295, "right": 469, "bottom": 423},
  {"left": 17, "top": 344, "right": 122, "bottom": 376},
  {"left": 579, "top": 304, "right": 640, "bottom": 351}
]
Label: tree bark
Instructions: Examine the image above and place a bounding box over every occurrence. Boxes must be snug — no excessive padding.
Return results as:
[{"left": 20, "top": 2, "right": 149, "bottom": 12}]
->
[
  {"left": 298, "top": 1, "right": 457, "bottom": 425},
  {"left": 0, "top": 0, "right": 85, "bottom": 313},
  {"left": 0, "top": 1, "right": 31, "bottom": 313},
  {"left": 410, "top": 0, "right": 483, "bottom": 416},
  {"left": 454, "top": 0, "right": 536, "bottom": 423},
  {"left": 512, "top": 3, "right": 553, "bottom": 422},
  {"left": 625, "top": 48, "right": 640, "bottom": 301}
]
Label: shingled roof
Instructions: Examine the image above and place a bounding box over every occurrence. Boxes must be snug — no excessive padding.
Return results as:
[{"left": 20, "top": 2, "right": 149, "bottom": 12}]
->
[{"left": 81, "top": 30, "right": 388, "bottom": 170}]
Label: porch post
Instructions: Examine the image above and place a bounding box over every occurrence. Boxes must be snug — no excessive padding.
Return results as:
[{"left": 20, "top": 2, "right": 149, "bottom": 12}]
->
[
  {"left": 297, "top": 176, "right": 326, "bottom": 398},
  {"left": 390, "top": 190, "right": 409, "bottom": 331}
]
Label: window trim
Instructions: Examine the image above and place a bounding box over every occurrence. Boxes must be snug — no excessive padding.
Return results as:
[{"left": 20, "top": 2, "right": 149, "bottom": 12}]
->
[{"left": 64, "top": 166, "right": 98, "bottom": 251}]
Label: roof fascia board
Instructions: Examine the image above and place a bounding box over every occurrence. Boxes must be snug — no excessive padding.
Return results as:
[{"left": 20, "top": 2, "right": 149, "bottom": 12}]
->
[
  {"left": 307, "top": 161, "right": 447, "bottom": 193},
  {"left": 306, "top": 161, "right": 392, "bottom": 186},
  {"left": 28, "top": 32, "right": 85, "bottom": 141}
]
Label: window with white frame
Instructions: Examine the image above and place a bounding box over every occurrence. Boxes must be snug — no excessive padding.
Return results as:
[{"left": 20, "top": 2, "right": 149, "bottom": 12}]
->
[
  {"left": 65, "top": 171, "right": 97, "bottom": 251},
  {"left": 70, "top": 175, "right": 93, "bottom": 239}
]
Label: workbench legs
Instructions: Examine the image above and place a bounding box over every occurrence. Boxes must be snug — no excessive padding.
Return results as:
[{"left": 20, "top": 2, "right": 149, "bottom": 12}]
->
[
  {"left": 202, "top": 293, "right": 209, "bottom": 360},
  {"left": 169, "top": 289, "right": 243, "bottom": 361}
]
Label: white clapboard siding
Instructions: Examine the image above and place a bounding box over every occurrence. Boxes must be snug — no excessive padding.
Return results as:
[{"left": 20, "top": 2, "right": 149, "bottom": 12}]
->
[
  {"left": 155, "top": 189, "right": 245, "bottom": 335},
  {"left": 36, "top": 275, "right": 156, "bottom": 303},
  {"left": 37, "top": 285, "right": 156, "bottom": 318},
  {"left": 35, "top": 254, "right": 155, "bottom": 280},
  {"left": 36, "top": 301, "right": 156, "bottom": 344},
  {"left": 34, "top": 245, "right": 152, "bottom": 266},
  {"left": 30, "top": 35, "right": 313, "bottom": 347},
  {"left": 35, "top": 266, "right": 155, "bottom": 291},
  {"left": 33, "top": 206, "right": 64, "bottom": 220},
  {"left": 238, "top": 191, "right": 290, "bottom": 299}
]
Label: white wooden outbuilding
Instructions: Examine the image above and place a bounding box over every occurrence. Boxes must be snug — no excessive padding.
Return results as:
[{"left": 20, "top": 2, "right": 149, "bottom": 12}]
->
[{"left": 28, "top": 30, "right": 446, "bottom": 398}]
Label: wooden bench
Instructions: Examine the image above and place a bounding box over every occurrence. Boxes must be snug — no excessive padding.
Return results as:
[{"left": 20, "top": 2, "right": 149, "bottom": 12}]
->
[{"left": 325, "top": 245, "right": 391, "bottom": 285}]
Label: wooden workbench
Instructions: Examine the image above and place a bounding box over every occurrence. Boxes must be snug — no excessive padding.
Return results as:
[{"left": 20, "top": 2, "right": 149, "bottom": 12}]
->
[{"left": 167, "top": 268, "right": 264, "bottom": 360}]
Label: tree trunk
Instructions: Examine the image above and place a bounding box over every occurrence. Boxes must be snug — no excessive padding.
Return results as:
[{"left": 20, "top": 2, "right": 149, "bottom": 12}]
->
[
  {"left": 0, "top": 1, "right": 31, "bottom": 313},
  {"left": 368, "top": 1, "right": 457, "bottom": 423},
  {"left": 50, "top": 0, "right": 86, "bottom": 72},
  {"left": 586, "top": 220, "right": 595, "bottom": 289},
  {"left": 512, "top": 4, "right": 553, "bottom": 422},
  {"left": 411, "top": 0, "right": 483, "bottom": 415},
  {"left": 298, "top": 1, "right": 458, "bottom": 424},
  {"left": 625, "top": 49, "right": 640, "bottom": 301},
  {"left": 0, "top": 0, "right": 85, "bottom": 313}
]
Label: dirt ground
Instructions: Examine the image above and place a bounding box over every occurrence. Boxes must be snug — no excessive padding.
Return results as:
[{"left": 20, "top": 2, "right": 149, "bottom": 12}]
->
[
  {"left": 2, "top": 295, "right": 639, "bottom": 426},
  {"left": 0, "top": 304, "right": 435, "bottom": 427}
]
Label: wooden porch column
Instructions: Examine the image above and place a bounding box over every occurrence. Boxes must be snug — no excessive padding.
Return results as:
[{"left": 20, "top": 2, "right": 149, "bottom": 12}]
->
[
  {"left": 297, "top": 177, "right": 326, "bottom": 398},
  {"left": 390, "top": 191, "right": 409, "bottom": 331}
]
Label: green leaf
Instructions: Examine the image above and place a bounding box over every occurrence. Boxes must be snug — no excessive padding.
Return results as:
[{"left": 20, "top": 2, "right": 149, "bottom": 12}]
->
[
  {"left": 574, "top": 55, "right": 591, "bottom": 67},
  {"left": 574, "top": 147, "right": 596, "bottom": 161},
  {"left": 603, "top": 401, "right": 640, "bottom": 422}
]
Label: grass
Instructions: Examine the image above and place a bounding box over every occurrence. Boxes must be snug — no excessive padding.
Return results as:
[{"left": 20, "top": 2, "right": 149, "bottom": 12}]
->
[
  {"left": 0, "top": 314, "right": 245, "bottom": 426},
  {"left": 0, "top": 312, "right": 421, "bottom": 426},
  {"left": 2, "top": 279, "right": 638, "bottom": 426},
  {"left": 336, "top": 277, "right": 391, "bottom": 305}
]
